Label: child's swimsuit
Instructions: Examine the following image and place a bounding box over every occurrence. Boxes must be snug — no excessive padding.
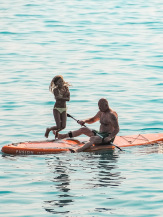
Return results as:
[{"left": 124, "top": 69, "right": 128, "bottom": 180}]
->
[{"left": 54, "top": 107, "right": 67, "bottom": 114}]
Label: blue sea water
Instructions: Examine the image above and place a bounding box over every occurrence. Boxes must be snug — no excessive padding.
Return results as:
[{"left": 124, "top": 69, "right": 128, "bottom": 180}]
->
[{"left": 0, "top": 0, "right": 163, "bottom": 216}]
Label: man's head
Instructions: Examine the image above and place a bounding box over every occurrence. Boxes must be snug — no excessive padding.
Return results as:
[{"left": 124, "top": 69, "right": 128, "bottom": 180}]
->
[{"left": 98, "top": 98, "right": 109, "bottom": 112}]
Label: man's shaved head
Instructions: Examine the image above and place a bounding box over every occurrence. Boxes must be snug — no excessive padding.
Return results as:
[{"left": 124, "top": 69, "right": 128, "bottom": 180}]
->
[
  {"left": 98, "top": 98, "right": 110, "bottom": 112},
  {"left": 98, "top": 98, "right": 108, "bottom": 105}
]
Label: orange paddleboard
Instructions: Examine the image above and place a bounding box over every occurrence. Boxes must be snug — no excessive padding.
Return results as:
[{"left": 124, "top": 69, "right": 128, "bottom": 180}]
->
[
  {"left": 114, "top": 133, "right": 163, "bottom": 147},
  {"left": 1, "top": 133, "right": 163, "bottom": 155}
]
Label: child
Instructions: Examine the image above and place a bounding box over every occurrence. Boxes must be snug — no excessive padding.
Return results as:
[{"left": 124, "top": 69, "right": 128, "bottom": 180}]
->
[{"left": 45, "top": 75, "right": 70, "bottom": 138}]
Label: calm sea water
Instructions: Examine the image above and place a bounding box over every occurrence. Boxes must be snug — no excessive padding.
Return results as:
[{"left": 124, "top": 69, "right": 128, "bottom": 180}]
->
[{"left": 0, "top": 0, "right": 163, "bottom": 216}]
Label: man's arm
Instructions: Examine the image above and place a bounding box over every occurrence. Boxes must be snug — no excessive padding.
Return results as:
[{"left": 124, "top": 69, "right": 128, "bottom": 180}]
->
[{"left": 78, "top": 111, "right": 101, "bottom": 125}]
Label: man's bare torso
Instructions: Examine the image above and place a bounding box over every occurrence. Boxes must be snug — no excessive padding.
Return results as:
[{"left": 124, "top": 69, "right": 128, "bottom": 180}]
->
[{"left": 99, "top": 109, "right": 118, "bottom": 133}]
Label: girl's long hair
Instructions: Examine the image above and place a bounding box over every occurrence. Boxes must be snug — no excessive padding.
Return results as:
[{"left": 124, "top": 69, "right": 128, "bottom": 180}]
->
[{"left": 49, "top": 75, "right": 71, "bottom": 93}]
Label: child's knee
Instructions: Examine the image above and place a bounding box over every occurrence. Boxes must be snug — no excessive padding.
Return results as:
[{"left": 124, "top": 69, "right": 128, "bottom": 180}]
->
[
  {"left": 61, "top": 126, "right": 66, "bottom": 130},
  {"left": 56, "top": 123, "right": 62, "bottom": 129},
  {"left": 61, "top": 124, "right": 66, "bottom": 130}
]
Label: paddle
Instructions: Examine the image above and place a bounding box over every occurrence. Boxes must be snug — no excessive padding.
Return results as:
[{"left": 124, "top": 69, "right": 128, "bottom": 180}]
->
[{"left": 67, "top": 113, "right": 123, "bottom": 151}]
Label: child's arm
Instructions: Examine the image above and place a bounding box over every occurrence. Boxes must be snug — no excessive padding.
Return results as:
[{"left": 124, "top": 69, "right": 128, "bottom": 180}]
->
[
  {"left": 53, "top": 88, "right": 62, "bottom": 100},
  {"left": 61, "top": 87, "right": 70, "bottom": 101},
  {"left": 54, "top": 88, "right": 70, "bottom": 101}
]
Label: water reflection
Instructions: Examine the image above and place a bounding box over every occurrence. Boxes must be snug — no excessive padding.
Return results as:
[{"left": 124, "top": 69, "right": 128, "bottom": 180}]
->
[
  {"left": 158, "top": 143, "right": 163, "bottom": 153},
  {"left": 96, "top": 151, "right": 124, "bottom": 187},
  {"left": 43, "top": 150, "right": 124, "bottom": 215},
  {"left": 44, "top": 156, "right": 73, "bottom": 214},
  {"left": 128, "top": 143, "right": 163, "bottom": 155}
]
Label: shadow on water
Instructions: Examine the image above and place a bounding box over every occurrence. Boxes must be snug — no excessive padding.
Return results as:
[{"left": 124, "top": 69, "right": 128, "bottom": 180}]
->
[{"left": 43, "top": 150, "right": 125, "bottom": 215}]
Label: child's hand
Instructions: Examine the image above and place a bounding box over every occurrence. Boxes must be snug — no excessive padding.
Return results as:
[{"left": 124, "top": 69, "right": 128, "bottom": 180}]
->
[{"left": 58, "top": 94, "right": 63, "bottom": 98}]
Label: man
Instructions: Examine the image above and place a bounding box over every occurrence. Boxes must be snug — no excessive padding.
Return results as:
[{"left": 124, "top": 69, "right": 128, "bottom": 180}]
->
[{"left": 57, "top": 98, "right": 119, "bottom": 152}]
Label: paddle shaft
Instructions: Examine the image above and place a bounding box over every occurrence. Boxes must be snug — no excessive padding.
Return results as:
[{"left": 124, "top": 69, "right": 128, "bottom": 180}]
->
[
  {"left": 67, "top": 114, "right": 102, "bottom": 137},
  {"left": 67, "top": 113, "right": 123, "bottom": 151}
]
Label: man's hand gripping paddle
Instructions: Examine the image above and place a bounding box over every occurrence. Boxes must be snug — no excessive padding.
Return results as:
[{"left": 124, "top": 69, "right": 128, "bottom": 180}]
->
[{"left": 67, "top": 113, "right": 123, "bottom": 151}]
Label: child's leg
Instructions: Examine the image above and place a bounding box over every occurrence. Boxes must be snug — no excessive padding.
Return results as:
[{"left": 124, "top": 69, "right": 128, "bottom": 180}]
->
[
  {"left": 53, "top": 111, "right": 67, "bottom": 139},
  {"left": 44, "top": 109, "right": 61, "bottom": 138},
  {"left": 60, "top": 111, "right": 67, "bottom": 129},
  {"left": 53, "top": 109, "right": 62, "bottom": 129}
]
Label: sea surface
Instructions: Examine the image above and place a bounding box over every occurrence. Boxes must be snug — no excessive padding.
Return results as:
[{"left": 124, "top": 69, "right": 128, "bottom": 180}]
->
[{"left": 0, "top": 0, "right": 163, "bottom": 216}]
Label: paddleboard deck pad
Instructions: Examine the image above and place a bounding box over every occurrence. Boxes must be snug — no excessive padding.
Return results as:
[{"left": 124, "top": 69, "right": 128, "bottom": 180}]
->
[{"left": 1, "top": 133, "right": 163, "bottom": 155}]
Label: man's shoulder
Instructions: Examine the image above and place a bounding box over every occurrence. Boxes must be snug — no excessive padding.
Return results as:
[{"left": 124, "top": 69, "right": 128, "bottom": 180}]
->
[
  {"left": 110, "top": 109, "right": 118, "bottom": 118},
  {"left": 97, "top": 110, "right": 101, "bottom": 115},
  {"left": 96, "top": 111, "right": 101, "bottom": 117}
]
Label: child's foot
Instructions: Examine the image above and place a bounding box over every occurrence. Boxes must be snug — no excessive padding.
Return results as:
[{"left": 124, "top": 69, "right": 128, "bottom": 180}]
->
[
  {"left": 54, "top": 130, "right": 60, "bottom": 139},
  {"left": 45, "top": 128, "right": 50, "bottom": 138}
]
